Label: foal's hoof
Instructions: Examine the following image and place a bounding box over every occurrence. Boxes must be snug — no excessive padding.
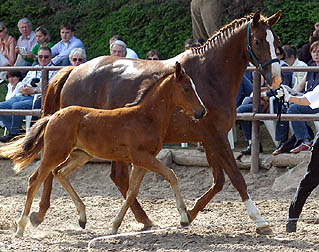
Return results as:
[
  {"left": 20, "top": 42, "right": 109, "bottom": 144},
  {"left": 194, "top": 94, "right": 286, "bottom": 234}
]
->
[
  {"left": 79, "top": 220, "right": 86, "bottom": 229},
  {"left": 30, "top": 212, "right": 43, "bottom": 227},
  {"left": 256, "top": 225, "right": 273, "bottom": 235},
  {"left": 180, "top": 211, "right": 191, "bottom": 227}
]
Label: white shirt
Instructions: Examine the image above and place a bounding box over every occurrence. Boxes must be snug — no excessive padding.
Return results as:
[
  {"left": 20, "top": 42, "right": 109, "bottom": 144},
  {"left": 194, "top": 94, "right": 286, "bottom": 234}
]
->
[
  {"left": 292, "top": 59, "right": 307, "bottom": 89},
  {"left": 5, "top": 81, "right": 24, "bottom": 100},
  {"left": 304, "top": 84, "right": 319, "bottom": 109}
]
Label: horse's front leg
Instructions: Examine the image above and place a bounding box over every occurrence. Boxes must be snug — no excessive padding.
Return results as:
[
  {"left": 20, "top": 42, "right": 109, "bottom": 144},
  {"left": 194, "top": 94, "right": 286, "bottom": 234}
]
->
[
  {"left": 112, "top": 166, "right": 146, "bottom": 234},
  {"left": 190, "top": 130, "right": 272, "bottom": 234},
  {"left": 110, "top": 161, "right": 153, "bottom": 229}
]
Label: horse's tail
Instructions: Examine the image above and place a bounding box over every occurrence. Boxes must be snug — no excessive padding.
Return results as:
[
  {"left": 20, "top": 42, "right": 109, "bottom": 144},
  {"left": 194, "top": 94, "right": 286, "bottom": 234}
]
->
[
  {"left": 0, "top": 116, "right": 51, "bottom": 173},
  {"left": 42, "top": 66, "right": 75, "bottom": 116}
]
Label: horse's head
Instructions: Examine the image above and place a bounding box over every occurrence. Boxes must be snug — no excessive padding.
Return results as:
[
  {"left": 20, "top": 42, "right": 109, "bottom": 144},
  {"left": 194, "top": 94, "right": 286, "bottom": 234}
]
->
[
  {"left": 249, "top": 10, "right": 282, "bottom": 88},
  {"left": 173, "top": 62, "right": 206, "bottom": 120}
]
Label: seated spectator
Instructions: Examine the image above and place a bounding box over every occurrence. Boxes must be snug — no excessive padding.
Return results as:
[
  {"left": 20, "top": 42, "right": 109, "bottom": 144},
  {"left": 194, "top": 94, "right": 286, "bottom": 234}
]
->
[
  {"left": 14, "top": 18, "right": 37, "bottom": 67},
  {"left": 5, "top": 71, "right": 24, "bottom": 100},
  {"left": 69, "top": 47, "right": 86, "bottom": 66},
  {"left": 30, "top": 26, "right": 54, "bottom": 65},
  {"left": 299, "top": 29, "right": 319, "bottom": 65},
  {"left": 282, "top": 41, "right": 319, "bottom": 154},
  {"left": 51, "top": 24, "right": 85, "bottom": 66},
  {"left": 109, "top": 34, "right": 138, "bottom": 59},
  {"left": 282, "top": 45, "right": 307, "bottom": 89},
  {"left": 236, "top": 75, "right": 253, "bottom": 108},
  {"left": 110, "top": 40, "right": 127, "bottom": 57},
  {"left": 184, "top": 38, "right": 202, "bottom": 50},
  {"left": 146, "top": 49, "right": 163, "bottom": 60},
  {"left": 238, "top": 46, "right": 293, "bottom": 155},
  {"left": 0, "top": 46, "right": 57, "bottom": 142},
  {"left": 0, "top": 21, "right": 17, "bottom": 82}
]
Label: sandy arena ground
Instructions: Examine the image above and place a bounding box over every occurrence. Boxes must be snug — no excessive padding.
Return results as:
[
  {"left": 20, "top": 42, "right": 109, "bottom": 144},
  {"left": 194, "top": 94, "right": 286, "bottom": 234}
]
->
[{"left": 0, "top": 157, "right": 319, "bottom": 252}]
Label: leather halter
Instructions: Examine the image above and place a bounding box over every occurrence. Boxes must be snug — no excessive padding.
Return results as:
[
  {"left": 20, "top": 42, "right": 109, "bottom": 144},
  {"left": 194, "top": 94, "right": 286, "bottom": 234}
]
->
[{"left": 247, "top": 22, "right": 279, "bottom": 71}]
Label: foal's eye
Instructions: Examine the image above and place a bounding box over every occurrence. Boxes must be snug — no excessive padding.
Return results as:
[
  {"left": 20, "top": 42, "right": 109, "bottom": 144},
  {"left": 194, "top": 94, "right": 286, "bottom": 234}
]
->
[
  {"left": 184, "top": 87, "right": 190, "bottom": 92},
  {"left": 254, "top": 39, "right": 261, "bottom": 46}
]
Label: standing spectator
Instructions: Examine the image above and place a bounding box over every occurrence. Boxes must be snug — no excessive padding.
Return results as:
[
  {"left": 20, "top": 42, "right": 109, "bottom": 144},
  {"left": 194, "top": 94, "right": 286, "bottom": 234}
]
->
[
  {"left": 15, "top": 18, "right": 37, "bottom": 67},
  {"left": 278, "top": 82, "right": 319, "bottom": 233},
  {"left": 51, "top": 24, "right": 85, "bottom": 66},
  {"left": 109, "top": 35, "right": 138, "bottom": 59},
  {"left": 0, "top": 47, "right": 57, "bottom": 142},
  {"left": 110, "top": 40, "right": 127, "bottom": 57},
  {"left": 30, "top": 26, "right": 54, "bottom": 65},
  {"left": 191, "top": 0, "right": 221, "bottom": 41},
  {"left": 69, "top": 47, "right": 86, "bottom": 66},
  {"left": 146, "top": 49, "right": 163, "bottom": 60},
  {"left": 282, "top": 45, "right": 307, "bottom": 89}
]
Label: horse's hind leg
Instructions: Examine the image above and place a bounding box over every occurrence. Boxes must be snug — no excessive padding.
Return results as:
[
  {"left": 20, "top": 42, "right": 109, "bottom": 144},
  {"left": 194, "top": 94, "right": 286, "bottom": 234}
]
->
[
  {"left": 110, "top": 161, "right": 153, "bottom": 229},
  {"left": 112, "top": 166, "right": 146, "bottom": 234},
  {"left": 15, "top": 161, "right": 54, "bottom": 237},
  {"left": 52, "top": 149, "right": 93, "bottom": 229}
]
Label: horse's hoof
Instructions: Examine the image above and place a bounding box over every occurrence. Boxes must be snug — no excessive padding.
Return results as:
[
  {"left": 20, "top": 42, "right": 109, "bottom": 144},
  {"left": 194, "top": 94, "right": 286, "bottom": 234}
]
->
[
  {"left": 141, "top": 219, "right": 154, "bottom": 231},
  {"left": 79, "top": 220, "right": 86, "bottom": 229},
  {"left": 111, "top": 226, "right": 118, "bottom": 235},
  {"left": 30, "top": 212, "right": 43, "bottom": 227},
  {"left": 256, "top": 225, "right": 273, "bottom": 235},
  {"left": 180, "top": 211, "right": 191, "bottom": 227}
]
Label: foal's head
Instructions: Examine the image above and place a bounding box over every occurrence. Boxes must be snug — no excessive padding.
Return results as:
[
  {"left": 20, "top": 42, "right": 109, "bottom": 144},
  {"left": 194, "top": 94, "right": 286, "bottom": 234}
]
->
[{"left": 172, "top": 62, "right": 206, "bottom": 120}]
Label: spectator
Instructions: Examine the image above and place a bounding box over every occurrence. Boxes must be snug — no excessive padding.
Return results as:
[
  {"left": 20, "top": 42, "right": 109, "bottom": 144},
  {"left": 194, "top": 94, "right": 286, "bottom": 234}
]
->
[
  {"left": 0, "top": 47, "right": 57, "bottom": 142},
  {"left": 0, "top": 21, "right": 17, "bottom": 82},
  {"left": 5, "top": 71, "right": 24, "bottom": 100},
  {"left": 283, "top": 41, "right": 319, "bottom": 154},
  {"left": 146, "top": 49, "right": 163, "bottom": 60},
  {"left": 299, "top": 29, "right": 319, "bottom": 65},
  {"left": 14, "top": 18, "right": 37, "bottom": 67},
  {"left": 282, "top": 45, "right": 307, "bottom": 89},
  {"left": 184, "top": 38, "right": 202, "bottom": 50},
  {"left": 69, "top": 47, "right": 86, "bottom": 66},
  {"left": 31, "top": 26, "right": 54, "bottom": 65},
  {"left": 278, "top": 82, "right": 319, "bottom": 233},
  {"left": 51, "top": 24, "right": 85, "bottom": 66},
  {"left": 109, "top": 35, "right": 138, "bottom": 59},
  {"left": 0, "top": 21, "right": 17, "bottom": 66},
  {"left": 110, "top": 40, "right": 127, "bottom": 57},
  {"left": 238, "top": 46, "right": 293, "bottom": 155},
  {"left": 191, "top": 0, "right": 221, "bottom": 40}
]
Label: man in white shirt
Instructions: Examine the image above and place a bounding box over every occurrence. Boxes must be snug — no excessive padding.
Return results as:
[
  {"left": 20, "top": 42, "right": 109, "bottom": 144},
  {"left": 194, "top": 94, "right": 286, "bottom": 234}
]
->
[{"left": 0, "top": 46, "right": 57, "bottom": 142}]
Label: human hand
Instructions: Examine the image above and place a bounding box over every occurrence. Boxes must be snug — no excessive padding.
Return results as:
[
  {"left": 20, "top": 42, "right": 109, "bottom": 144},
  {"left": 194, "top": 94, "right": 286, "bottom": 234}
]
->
[{"left": 277, "top": 85, "right": 291, "bottom": 102}]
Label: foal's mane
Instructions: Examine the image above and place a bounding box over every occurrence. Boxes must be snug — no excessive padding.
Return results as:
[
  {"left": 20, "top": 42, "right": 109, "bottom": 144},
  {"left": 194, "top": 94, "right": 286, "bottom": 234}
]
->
[
  {"left": 189, "top": 13, "right": 267, "bottom": 55},
  {"left": 125, "top": 69, "right": 174, "bottom": 107}
]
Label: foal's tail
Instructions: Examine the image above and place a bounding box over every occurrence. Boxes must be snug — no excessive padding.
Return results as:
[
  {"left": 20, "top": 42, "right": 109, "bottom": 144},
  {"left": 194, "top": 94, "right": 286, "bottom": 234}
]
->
[
  {"left": 0, "top": 116, "right": 51, "bottom": 173},
  {"left": 42, "top": 66, "right": 75, "bottom": 116}
]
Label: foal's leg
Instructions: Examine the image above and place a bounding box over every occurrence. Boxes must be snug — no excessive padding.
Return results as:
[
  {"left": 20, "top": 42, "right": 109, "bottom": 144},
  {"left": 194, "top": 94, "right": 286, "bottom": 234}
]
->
[
  {"left": 52, "top": 149, "right": 93, "bottom": 229},
  {"left": 15, "top": 162, "right": 54, "bottom": 237},
  {"left": 191, "top": 131, "right": 272, "bottom": 234},
  {"left": 110, "top": 161, "right": 153, "bottom": 229},
  {"left": 30, "top": 149, "right": 92, "bottom": 227},
  {"left": 112, "top": 166, "right": 146, "bottom": 234}
]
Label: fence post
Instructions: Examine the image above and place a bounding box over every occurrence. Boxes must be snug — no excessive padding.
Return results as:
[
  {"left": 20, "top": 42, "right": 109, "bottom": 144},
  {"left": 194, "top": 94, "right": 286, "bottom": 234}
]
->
[{"left": 251, "top": 71, "right": 261, "bottom": 173}]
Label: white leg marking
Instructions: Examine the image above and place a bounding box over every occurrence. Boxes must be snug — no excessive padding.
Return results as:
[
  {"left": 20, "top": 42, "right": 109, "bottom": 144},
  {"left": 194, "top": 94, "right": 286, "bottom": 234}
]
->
[{"left": 244, "top": 198, "right": 269, "bottom": 228}]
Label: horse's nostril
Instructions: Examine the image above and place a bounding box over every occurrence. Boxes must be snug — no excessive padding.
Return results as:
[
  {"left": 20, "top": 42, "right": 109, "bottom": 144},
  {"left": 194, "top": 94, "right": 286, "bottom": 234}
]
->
[{"left": 195, "top": 108, "right": 206, "bottom": 119}]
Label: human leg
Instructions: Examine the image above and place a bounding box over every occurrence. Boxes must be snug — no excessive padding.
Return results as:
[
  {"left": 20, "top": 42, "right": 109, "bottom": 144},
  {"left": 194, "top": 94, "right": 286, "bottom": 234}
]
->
[{"left": 287, "top": 132, "right": 319, "bottom": 232}]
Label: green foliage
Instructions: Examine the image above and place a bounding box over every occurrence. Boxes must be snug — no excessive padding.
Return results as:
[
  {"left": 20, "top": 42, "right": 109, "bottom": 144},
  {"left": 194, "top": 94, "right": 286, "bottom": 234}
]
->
[
  {"left": 264, "top": 0, "right": 319, "bottom": 49},
  {"left": 0, "top": 0, "right": 191, "bottom": 60}
]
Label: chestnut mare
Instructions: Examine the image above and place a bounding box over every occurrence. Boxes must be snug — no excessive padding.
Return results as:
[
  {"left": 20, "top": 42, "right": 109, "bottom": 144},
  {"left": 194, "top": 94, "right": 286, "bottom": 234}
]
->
[
  {"left": 2, "top": 62, "right": 206, "bottom": 236},
  {"left": 29, "top": 11, "right": 282, "bottom": 235}
]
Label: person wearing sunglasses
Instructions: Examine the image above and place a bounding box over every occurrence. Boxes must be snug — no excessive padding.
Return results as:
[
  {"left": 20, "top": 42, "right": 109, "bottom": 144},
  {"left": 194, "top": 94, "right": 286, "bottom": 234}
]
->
[
  {"left": 69, "top": 47, "right": 86, "bottom": 66},
  {"left": 0, "top": 46, "right": 57, "bottom": 142}
]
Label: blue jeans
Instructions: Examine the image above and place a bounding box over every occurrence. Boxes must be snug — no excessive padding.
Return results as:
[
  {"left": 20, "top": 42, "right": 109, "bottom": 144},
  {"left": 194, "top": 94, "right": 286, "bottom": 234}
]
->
[
  {"left": 0, "top": 95, "right": 34, "bottom": 135},
  {"left": 236, "top": 76, "right": 253, "bottom": 108},
  {"left": 288, "top": 104, "right": 319, "bottom": 142}
]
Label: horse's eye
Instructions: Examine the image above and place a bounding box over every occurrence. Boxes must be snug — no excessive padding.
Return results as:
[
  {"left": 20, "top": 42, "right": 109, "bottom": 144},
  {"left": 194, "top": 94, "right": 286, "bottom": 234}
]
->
[
  {"left": 184, "top": 87, "right": 190, "bottom": 92},
  {"left": 254, "top": 39, "right": 261, "bottom": 46}
]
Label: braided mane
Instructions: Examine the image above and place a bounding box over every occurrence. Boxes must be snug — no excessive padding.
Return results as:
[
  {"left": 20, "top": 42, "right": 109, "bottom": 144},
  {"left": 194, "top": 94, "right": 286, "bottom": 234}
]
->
[{"left": 190, "top": 13, "right": 268, "bottom": 55}]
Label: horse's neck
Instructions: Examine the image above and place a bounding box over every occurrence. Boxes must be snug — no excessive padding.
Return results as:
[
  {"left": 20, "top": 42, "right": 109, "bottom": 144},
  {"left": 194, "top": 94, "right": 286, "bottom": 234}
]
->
[{"left": 138, "top": 77, "right": 176, "bottom": 134}]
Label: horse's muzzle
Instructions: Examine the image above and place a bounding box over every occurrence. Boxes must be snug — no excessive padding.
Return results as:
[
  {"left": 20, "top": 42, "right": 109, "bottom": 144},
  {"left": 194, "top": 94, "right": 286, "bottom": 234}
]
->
[{"left": 194, "top": 108, "right": 206, "bottom": 119}]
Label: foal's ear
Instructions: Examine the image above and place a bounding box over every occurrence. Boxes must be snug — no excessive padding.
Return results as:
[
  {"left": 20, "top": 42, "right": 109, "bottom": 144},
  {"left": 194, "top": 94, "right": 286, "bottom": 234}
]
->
[
  {"left": 266, "top": 11, "right": 281, "bottom": 27},
  {"left": 175, "top": 61, "right": 182, "bottom": 80},
  {"left": 252, "top": 10, "right": 261, "bottom": 26}
]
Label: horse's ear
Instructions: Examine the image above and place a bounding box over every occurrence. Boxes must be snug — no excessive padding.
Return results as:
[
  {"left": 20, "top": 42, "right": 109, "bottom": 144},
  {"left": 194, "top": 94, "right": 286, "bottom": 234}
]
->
[
  {"left": 252, "top": 10, "right": 261, "bottom": 25},
  {"left": 175, "top": 61, "right": 182, "bottom": 80},
  {"left": 266, "top": 11, "right": 281, "bottom": 27}
]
